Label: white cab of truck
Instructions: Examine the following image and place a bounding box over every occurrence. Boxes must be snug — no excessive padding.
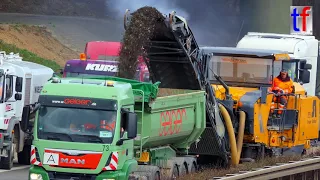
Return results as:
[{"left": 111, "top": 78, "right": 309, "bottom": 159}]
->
[
  {"left": 0, "top": 51, "right": 53, "bottom": 169},
  {"left": 236, "top": 32, "right": 319, "bottom": 96}
]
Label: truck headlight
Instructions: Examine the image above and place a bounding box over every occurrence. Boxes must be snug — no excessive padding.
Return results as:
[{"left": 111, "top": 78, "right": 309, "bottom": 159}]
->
[{"left": 30, "top": 173, "right": 43, "bottom": 180}]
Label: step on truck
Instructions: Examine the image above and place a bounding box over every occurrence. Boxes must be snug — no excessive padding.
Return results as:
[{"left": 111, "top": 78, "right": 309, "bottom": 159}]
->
[
  {"left": 21, "top": 76, "right": 206, "bottom": 180},
  {"left": 0, "top": 51, "right": 54, "bottom": 169}
]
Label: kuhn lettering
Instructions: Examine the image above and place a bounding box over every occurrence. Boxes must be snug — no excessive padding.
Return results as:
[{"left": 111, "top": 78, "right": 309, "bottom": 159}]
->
[
  {"left": 64, "top": 98, "right": 92, "bottom": 105},
  {"left": 85, "top": 63, "right": 118, "bottom": 72},
  {"left": 60, "top": 158, "right": 85, "bottom": 165}
]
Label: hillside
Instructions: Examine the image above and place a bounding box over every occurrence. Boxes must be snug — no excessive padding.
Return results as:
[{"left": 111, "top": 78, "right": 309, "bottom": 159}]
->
[
  {"left": 0, "top": 24, "right": 79, "bottom": 70},
  {"left": 0, "top": 0, "right": 107, "bottom": 18}
]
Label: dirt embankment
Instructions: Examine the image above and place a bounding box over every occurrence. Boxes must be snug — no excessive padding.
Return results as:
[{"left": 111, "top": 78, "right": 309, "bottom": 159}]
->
[
  {"left": 0, "top": 24, "right": 78, "bottom": 66},
  {"left": 0, "top": 0, "right": 107, "bottom": 18}
]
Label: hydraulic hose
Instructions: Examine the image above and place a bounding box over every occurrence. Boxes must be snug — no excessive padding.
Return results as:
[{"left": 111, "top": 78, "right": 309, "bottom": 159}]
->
[
  {"left": 218, "top": 104, "right": 246, "bottom": 165},
  {"left": 237, "top": 111, "right": 246, "bottom": 161}
]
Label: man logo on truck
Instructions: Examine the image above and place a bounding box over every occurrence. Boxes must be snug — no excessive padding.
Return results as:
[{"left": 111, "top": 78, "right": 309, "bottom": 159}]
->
[
  {"left": 85, "top": 63, "right": 118, "bottom": 72},
  {"left": 60, "top": 158, "right": 85, "bottom": 165}
]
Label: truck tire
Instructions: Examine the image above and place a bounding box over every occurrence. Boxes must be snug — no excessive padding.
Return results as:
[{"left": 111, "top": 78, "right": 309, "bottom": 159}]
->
[
  {"left": 0, "top": 134, "right": 15, "bottom": 170},
  {"left": 171, "top": 164, "right": 179, "bottom": 179},
  {"left": 153, "top": 171, "right": 160, "bottom": 180},
  {"left": 18, "top": 145, "right": 31, "bottom": 165},
  {"left": 136, "top": 165, "right": 160, "bottom": 180},
  {"left": 190, "top": 162, "right": 197, "bottom": 173}
]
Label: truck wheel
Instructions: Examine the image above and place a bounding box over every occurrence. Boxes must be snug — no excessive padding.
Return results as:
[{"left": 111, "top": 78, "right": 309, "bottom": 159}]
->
[
  {"left": 154, "top": 171, "right": 160, "bottom": 180},
  {"left": 190, "top": 162, "right": 197, "bottom": 173},
  {"left": 180, "top": 163, "right": 188, "bottom": 176},
  {"left": 171, "top": 164, "right": 179, "bottom": 179},
  {"left": 0, "top": 134, "right": 15, "bottom": 170},
  {"left": 18, "top": 145, "right": 31, "bottom": 165},
  {"left": 136, "top": 165, "right": 160, "bottom": 180}
]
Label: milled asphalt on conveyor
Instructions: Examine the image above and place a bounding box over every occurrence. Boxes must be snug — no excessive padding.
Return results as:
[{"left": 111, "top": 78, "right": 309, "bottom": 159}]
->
[{"left": 0, "top": 13, "right": 124, "bottom": 51}]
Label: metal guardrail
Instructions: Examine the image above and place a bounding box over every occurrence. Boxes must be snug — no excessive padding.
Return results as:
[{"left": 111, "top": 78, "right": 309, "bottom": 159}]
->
[{"left": 211, "top": 156, "right": 320, "bottom": 180}]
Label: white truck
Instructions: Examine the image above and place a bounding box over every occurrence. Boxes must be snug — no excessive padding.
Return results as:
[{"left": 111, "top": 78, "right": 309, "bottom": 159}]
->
[
  {"left": 236, "top": 32, "right": 319, "bottom": 97},
  {"left": 237, "top": 32, "right": 320, "bottom": 96},
  {"left": 236, "top": 32, "right": 320, "bottom": 146},
  {"left": 0, "top": 51, "right": 54, "bottom": 169}
]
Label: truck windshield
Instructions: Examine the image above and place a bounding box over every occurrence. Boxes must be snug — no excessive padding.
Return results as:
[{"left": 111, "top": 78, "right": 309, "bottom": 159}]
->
[
  {"left": 0, "top": 75, "right": 3, "bottom": 101},
  {"left": 37, "top": 106, "right": 117, "bottom": 144},
  {"left": 209, "top": 56, "right": 273, "bottom": 85}
]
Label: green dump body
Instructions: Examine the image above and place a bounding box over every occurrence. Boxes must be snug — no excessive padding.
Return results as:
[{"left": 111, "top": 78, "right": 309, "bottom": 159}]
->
[
  {"left": 89, "top": 76, "right": 206, "bottom": 151},
  {"left": 133, "top": 88, "right": 206, "bottom": 150}
]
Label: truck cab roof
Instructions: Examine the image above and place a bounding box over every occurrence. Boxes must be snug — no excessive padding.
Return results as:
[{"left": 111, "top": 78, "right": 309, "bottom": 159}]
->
[
  {"left": 42, "top": 78, "right": 134, "bottom": 103},
  {"left": 199, "top": 46, "right": 289, "bottom": 59},
  {"left": 237, "top": 32, "right": 318, "bottom": 57}
]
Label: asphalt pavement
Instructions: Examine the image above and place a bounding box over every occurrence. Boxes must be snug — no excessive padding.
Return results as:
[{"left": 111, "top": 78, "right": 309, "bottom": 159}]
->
[
  {"left": 0, "top": 13, "right": 124, "bottom": 51},
  {"left": 0, "top": 160, "right": 29, "bottom": 180}
]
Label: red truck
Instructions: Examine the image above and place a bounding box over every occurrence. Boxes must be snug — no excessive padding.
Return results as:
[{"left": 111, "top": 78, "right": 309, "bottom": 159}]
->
[{"left": 62, "top": 41, "right": 150, "bottom": 82}]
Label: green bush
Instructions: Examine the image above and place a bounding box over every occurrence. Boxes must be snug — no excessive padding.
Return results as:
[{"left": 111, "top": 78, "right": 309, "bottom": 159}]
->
[{"left": 0, "top": 40, "right": 61, "bottom": 72}]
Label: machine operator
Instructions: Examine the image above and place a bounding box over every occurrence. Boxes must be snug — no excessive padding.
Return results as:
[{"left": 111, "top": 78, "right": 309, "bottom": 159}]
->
[{"left": 270, "top": 69, "right": 294, "bottom": 114}]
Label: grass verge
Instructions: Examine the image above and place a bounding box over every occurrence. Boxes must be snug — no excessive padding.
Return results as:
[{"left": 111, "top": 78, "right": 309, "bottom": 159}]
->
[{"left": 0, "top": 40, "right": 61, "bottom": 72}]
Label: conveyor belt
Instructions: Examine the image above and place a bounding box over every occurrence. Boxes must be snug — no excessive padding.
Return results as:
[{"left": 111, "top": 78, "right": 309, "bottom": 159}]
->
[{"left": 124, "top": 8, "right": 229, "bottom": 165}]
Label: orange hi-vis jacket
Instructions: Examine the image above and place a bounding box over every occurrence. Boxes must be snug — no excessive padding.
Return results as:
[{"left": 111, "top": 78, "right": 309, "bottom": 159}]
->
[{"left": 272, "top": 76, "right": 294, "bottom": 94}]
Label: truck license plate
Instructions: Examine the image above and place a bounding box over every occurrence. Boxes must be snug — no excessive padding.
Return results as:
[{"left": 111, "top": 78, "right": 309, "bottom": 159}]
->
[{"left": 43, "top": 153, "right": 59, "bottom": 165}]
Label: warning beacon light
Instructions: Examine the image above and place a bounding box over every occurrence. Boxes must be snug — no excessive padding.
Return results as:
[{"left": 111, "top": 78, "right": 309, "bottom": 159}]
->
[
  {"left": 105, "top": 81, "right": 114, "bottom": 87},
  {"left": 80, "top": 53, "right": 86, "bottom": 61}
]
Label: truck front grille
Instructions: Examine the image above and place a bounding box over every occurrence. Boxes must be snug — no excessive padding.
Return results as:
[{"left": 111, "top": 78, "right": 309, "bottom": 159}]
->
[{"left": 48, "top": 171, "right": 97, "bottom": 180}]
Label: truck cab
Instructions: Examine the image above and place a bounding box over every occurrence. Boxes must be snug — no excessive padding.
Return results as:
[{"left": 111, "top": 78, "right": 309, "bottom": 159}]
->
[
  {"left": 61, "top": 41, "right": 150, "bottom": 82},
  {"left": 84, "top": 41, "right": 120, "bottom": 61},
  {"left": 62, "top": 59, "right": 119, "bottom": 78},
  {"left": 0, "top": 51, "right": 54, "bottom": 169},
  {"left": 236, "top": 32, "right": 319, "bottom": 96},
  {"left": 21, "top": 78, "right": 139, "bottom": 179},
  {"left": 62, "top": 59, "right": 150, "bottom": 82}
]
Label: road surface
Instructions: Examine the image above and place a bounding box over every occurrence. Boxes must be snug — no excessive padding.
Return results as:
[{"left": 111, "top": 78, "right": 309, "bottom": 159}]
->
[
  {"left": 1, "top": 160, "right": 29, "bottom": 180},
  {"left": 0, "top": 13, "right": 124, "bottom": 51}
]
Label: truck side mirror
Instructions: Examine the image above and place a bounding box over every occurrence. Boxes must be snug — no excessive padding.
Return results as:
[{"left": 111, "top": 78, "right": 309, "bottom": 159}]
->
[
  {"left": 301, "top": 63, "right": 312, "bottom": 70},
  {"left": 21, "top": 106, "right": 31, "bottom": 133},
  {"left": 15, "top": 93, "right": 22, "bottom": 101},
  {"left": 299, "top": 69, "right": 310, "bottom": 84},
  {"left": 125, "top": 112, "right": 137, "bottom": 139},
  {"left": 15, "top": 77, "right": 23, "bottom": 92}
]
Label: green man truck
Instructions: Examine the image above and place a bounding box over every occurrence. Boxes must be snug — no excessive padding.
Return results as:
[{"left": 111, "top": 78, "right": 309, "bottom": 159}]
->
[{"left": 20, "top": 76, "right": 206, "bottom": 179}]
